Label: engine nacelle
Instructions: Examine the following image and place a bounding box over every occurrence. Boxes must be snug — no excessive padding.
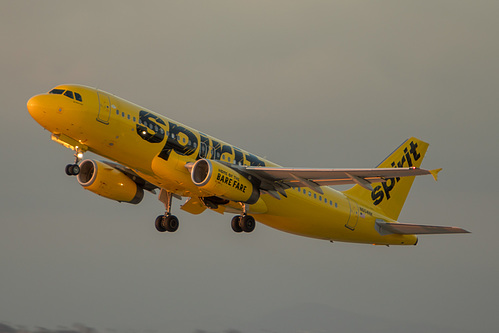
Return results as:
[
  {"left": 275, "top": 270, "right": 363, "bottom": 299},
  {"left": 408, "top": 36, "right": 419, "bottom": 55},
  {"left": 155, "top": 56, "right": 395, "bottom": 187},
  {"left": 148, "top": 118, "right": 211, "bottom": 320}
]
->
[
  {"left": 191, "top": 159, "right": 260, "bottom": 204},
  {"left": 77, "top": 160, "right": 144, "bottom": 204}
]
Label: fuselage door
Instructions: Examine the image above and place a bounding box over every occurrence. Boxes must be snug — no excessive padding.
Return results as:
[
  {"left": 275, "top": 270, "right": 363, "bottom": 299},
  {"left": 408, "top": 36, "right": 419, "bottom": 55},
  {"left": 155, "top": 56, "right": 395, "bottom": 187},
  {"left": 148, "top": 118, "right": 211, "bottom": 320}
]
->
[
  {"left": 97, "top": 92, "right": 111, "bottom": 124},
  {"left": 345, "top": 198, "right": 359, "bottom": 230}
]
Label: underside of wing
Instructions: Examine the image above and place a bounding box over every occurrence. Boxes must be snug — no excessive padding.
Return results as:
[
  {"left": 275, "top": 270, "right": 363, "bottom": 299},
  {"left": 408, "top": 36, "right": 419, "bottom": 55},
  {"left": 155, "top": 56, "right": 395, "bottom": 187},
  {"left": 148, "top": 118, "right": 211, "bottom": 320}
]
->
[
  {"left": 233, "top": 165, "right": 440, "bottom": 196},
  {"left": 376, "top": 221, "right": 470, "bottom": 235}
]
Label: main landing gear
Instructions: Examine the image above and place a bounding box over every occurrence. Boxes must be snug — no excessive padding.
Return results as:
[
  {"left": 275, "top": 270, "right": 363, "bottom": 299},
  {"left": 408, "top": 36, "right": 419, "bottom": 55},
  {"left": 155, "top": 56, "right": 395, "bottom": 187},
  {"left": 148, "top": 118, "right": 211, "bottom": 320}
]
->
[
  {"left": 231, "top": 214, "right": 256, "bottom": 233},
  {"left": 231, "top": 203, "right": 256, "bottom": 233},
  {"left": 155, "top": 190, "right": 179, "bottom": 233},
  {"left": 65, "top": 148, "right": 84, "bottom": 176},
  {"left": 153, "top": 193, "right": 256, "bottom": 234}
]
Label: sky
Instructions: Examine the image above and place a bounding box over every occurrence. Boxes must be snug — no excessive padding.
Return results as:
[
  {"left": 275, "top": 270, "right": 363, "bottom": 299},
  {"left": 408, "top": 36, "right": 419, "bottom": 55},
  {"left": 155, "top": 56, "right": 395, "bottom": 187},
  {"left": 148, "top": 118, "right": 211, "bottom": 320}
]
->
[{"left": 1, "top": 1, "right": 498, "bottom": 332}]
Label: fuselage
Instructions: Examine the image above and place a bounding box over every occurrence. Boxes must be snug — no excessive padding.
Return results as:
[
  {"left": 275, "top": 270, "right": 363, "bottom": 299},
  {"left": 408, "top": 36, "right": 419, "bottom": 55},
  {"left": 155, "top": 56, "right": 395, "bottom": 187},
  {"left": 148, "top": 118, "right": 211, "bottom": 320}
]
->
[{"left": 27, "top": 84, "right": 418, "bottom": 245}]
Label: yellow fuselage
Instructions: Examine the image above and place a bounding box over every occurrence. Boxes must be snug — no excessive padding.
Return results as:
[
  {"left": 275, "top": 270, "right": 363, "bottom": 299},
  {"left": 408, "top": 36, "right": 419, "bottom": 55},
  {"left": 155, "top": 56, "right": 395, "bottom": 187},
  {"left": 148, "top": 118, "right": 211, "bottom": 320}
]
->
[{"left": 28, "top": 84, "right": 417, "bottom": 245}]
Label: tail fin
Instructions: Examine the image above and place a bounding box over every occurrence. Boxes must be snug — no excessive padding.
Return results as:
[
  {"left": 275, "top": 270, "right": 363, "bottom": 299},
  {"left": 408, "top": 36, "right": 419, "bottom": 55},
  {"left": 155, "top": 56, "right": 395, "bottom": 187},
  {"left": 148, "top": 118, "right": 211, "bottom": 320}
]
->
[{"left": 343, "top": 137, "right": 430, "bottom": 220}]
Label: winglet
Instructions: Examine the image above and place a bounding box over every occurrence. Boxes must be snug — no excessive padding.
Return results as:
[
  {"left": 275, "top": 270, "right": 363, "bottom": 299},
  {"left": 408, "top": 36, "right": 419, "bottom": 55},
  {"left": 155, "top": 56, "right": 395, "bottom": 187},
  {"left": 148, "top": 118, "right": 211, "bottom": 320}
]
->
[{"left": 430, "top": 168, "right": 443, "bottom": 181}]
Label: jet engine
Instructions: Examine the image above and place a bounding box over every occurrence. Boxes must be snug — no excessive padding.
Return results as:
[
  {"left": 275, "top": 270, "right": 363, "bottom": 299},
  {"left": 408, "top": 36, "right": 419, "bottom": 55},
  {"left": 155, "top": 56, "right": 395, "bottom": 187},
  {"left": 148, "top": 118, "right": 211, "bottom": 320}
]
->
[
  {"left": 191, "top": 159, "right": 260, "bottom": 204},
  {"left": 77, "top": 159, "right": 144, "bottom": 204}
]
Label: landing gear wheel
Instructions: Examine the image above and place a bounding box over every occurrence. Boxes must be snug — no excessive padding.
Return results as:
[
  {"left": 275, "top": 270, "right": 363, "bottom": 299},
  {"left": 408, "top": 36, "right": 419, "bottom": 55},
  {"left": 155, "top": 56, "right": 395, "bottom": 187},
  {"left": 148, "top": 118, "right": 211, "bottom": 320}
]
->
[
  {"left": 65, "top": 164, "right": 80, "bottom": 176},
  {"left": 231, "top": 215, "right": 243, "bottom": 233},
  {"left": 162, "top": 215, "right": 179, "bottom": 232},
  {"left": 155, "top": 215, "right": 167, "bottom": 232},
  {"left": 239, "top": 215, "right": 256, "bottom": 233},
  {"left": 72, "top": 164, "right": 80, "bottom": 175}
]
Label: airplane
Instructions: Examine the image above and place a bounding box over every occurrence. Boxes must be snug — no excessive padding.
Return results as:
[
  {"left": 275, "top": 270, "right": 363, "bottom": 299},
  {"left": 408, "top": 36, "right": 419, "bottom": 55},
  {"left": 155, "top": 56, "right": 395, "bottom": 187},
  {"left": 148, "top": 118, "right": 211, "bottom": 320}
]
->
[{"left": 27, "top": 84, "right": 469, "bottom": 246}]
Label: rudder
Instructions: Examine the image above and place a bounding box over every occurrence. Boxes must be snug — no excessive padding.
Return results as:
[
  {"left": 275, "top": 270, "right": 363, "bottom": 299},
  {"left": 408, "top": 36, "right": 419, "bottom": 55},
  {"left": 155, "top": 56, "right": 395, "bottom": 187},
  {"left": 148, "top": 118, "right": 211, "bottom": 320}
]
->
[{"left": 343, "top": 137, "right": 429, "bottom": 220}]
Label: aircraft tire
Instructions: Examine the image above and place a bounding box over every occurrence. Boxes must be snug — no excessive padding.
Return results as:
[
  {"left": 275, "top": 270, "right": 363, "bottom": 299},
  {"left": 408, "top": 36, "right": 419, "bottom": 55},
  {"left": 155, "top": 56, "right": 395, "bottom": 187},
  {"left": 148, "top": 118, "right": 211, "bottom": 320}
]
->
[
  {"left": 155, "top": 215, "right": 167, "bottom": 232},
  {"left": 71, "top": 164, "right": 80, "bottom": 175},
  {"left": 65, "top": 164, "right": 72, "bottom": 175},
  {"left": 240, "top": 215, "right": 256, "bottom": 233},
  {"left": 163, "top": 215, "right": 179, "bottom": 232},
  {"left": 231, "top": 215, "right": 243, "bottom": 233},
  {"left": 65, "top": 164, "right": 80, "bottom": 176}
]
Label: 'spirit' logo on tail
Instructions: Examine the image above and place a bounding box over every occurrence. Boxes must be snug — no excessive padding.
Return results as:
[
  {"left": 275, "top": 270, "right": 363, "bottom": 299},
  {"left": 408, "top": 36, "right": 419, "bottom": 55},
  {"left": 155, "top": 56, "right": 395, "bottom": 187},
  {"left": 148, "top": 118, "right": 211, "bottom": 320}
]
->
[{"left": 371, "top": 141, "right": 421, "bottom": 206}]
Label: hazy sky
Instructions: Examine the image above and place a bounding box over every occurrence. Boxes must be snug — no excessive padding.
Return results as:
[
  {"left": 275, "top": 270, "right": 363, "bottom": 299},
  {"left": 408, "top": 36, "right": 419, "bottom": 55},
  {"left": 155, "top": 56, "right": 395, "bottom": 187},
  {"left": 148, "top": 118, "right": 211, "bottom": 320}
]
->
[{"left": 1, "top": 1, "right": 498, "bottom": 332}]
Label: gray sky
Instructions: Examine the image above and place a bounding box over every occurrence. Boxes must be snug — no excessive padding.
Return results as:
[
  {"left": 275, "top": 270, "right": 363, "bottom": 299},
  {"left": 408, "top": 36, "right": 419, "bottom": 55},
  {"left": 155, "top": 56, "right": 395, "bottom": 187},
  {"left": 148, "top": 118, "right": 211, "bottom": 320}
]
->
[{"left": 1, "top": 1, "right": 498, "bottom": 332}]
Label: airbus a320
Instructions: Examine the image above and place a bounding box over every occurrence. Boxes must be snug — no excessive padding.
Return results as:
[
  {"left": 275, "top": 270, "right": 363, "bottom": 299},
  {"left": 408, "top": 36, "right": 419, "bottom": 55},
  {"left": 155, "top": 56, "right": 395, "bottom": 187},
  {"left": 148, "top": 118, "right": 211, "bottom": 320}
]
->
[{"left": 27, "top": 85, "right": 469, "bottom": 246}]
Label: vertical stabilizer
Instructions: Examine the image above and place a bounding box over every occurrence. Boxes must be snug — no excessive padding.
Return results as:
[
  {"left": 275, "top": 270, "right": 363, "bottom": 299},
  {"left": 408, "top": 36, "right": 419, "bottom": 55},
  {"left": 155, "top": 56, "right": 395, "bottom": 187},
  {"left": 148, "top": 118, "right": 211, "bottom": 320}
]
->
[{"left": 343, "top": 137, "right": 429, "bottom": 220}]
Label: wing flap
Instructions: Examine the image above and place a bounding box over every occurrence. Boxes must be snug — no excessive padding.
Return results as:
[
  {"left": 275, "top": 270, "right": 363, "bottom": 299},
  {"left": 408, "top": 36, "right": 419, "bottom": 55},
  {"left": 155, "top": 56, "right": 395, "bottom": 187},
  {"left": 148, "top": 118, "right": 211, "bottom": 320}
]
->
[{"left": 376, "top": 221, "right": 470, "bottom": 235}]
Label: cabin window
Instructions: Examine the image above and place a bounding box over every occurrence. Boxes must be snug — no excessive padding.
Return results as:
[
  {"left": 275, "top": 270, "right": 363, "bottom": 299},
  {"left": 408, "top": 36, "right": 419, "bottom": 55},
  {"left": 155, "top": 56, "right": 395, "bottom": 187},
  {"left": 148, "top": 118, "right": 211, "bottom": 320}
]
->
[
  {"left": 133, "top": 117, "right": 136, "bottom": 122},
  {"left": 127, "top": 114, "right": 130, "bottom": 120},
  {"left": 74, "top": 92, "right": 82, "bottom": 102},
  {"left": 64, "top": 90, "right": 74, "bottom": 99},
  {"left": 116, "top": 110, "right": 120, "bottom": 115},
  {"left": 49, "top": 88, "right": 65, "bottom": 95}
]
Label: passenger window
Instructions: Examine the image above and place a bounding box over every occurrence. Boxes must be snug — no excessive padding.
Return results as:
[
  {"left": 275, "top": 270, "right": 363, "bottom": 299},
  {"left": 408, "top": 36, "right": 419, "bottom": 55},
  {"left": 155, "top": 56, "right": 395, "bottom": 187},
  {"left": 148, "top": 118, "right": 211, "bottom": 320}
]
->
[
  {"left": 74, "top": 92, "right": 82, "bottom": 102},
  {"left": 49, "top": 89, "right": 65, "bottom": 95},
  {"left": 127, "top": 114, "right": 130, "bottom": 120},
  {"left": 64, "top": 90, "right": 74, "bottom": 99},
  {"left": 133, "top": 117, "right": 136, "bottom": 122}
]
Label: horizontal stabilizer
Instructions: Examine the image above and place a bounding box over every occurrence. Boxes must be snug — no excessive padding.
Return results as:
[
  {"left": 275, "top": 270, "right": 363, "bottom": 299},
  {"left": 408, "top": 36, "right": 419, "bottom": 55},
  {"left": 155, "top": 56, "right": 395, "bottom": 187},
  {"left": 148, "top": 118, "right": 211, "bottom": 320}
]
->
[{"left": 376, "top": 221, "right": 470, "bottom": 235}]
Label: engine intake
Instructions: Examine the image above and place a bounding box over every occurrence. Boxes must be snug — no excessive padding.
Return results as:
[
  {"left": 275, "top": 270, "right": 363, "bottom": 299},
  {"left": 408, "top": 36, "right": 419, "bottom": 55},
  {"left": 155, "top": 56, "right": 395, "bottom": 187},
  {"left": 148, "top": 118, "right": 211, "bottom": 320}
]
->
[
  {"left": 191, "top": 159, "right": 260, "bottom": 204},
  {"left": 77, "top": 159, "right": 144, "bottom": 204}
]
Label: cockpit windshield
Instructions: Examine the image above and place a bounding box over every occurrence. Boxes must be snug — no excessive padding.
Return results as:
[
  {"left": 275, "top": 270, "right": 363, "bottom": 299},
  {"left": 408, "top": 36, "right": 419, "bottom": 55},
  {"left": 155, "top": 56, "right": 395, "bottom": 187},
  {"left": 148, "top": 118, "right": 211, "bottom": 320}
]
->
[{"left": 49, "top": 88, "right": 83, "bottom": 102}]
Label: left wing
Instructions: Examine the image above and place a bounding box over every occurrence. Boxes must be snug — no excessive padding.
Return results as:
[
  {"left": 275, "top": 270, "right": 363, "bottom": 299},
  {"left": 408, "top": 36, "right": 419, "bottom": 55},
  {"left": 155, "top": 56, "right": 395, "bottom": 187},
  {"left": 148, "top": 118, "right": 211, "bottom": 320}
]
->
[{"left": 232, "top": 165, "right": 441, "bottom": 198}]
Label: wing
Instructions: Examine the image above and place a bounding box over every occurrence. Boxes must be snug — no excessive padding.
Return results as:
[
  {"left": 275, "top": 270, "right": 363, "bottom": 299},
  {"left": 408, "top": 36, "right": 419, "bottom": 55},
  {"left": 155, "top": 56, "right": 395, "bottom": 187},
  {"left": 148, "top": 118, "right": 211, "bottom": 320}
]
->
[
  {"left": 376, "top": 221, "right": 470, "bottom": 235},
  {"left": 232, "top": 165, "right": 442, "bottom": 198}
]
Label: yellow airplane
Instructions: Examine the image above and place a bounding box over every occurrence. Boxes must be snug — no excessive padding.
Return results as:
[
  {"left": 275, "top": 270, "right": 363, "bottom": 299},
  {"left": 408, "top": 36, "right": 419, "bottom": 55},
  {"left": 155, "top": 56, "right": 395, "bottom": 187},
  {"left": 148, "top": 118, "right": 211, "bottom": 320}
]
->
[{"left": 27, "top": 84, "right": 469, "bottom": 246}]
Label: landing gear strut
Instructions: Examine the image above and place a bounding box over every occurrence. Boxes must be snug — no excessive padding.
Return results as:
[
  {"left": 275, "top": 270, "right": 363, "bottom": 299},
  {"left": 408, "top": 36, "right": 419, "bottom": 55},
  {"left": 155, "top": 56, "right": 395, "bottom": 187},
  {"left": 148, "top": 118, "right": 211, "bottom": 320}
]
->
[
  {"left": 155, "top": 189, "right": 179, "bottom": 233},
  {"left": 65, "top": 148, "right": 84, "bottom": 176},
  {"left": 231, "top": 203, "right": 256, "bottom": 233}
]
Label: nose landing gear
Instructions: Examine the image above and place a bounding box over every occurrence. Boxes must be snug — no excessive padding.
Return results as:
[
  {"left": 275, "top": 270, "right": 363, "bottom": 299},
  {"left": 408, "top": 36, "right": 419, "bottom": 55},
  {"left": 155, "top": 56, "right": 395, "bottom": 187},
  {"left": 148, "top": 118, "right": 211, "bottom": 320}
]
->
[{"left": 65, "top": 148, "right": 84, "bottom": 176}]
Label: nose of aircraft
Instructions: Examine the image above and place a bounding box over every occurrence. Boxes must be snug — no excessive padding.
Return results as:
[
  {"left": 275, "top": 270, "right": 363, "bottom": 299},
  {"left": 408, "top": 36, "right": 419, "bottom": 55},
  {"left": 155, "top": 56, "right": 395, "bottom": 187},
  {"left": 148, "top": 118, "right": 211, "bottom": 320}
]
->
[{"left": 27, "top": 94, "right": 53, "bottom": 125}]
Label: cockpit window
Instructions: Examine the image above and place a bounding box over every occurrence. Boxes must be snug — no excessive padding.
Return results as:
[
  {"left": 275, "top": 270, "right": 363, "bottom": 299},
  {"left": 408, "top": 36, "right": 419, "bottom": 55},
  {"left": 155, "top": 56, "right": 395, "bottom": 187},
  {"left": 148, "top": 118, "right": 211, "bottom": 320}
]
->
[
  {"left": 49, "top": 89, "right": 65, "bottom": 95},
  {"left": 64, "top": 90, "right": 74, "bottom": 99},
  {"left": 48, "top": 88, "right": 83, "bottom": 102}
]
